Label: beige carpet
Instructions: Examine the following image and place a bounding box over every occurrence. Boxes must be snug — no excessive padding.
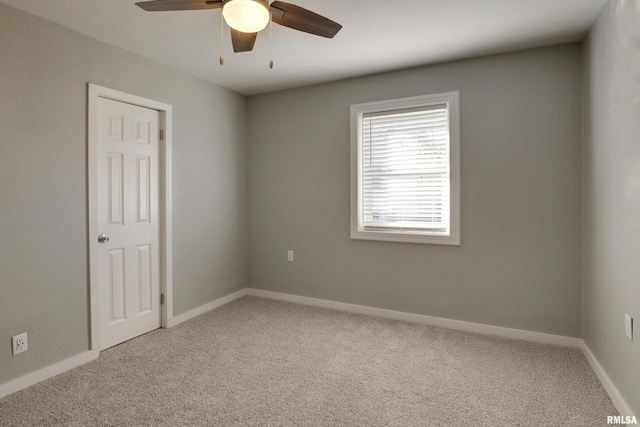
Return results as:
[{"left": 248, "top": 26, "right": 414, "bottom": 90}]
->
[{"left": 0, "top": 296, "right": 618, "bottom": 426}]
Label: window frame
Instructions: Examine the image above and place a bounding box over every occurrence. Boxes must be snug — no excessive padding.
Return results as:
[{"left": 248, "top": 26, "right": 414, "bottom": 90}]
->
[{"left": 350, "top": 92, "right": 461, "bottom": 246}]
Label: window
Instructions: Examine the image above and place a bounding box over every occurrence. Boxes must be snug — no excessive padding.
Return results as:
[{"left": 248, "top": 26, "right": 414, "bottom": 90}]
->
[{"left": 350, "top": 92, "right": 460, "bottom": 245}]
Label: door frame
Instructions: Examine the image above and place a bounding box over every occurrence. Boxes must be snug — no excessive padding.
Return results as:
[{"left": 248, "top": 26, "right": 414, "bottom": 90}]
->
[{"left": 87, "top": 83, "right": 173, "bottom": 351}]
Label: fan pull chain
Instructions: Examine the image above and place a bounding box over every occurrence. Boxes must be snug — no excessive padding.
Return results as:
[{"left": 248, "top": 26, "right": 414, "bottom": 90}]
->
[
  {"left": 269, "top": 12, "right": 273, "bottom": 69},
  {"left": 219, "top": 12, "right": 224, "bottom": 65}
]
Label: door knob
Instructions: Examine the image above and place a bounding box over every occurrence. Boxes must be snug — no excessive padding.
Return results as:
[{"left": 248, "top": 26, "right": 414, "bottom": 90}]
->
[{"left": 98, "top": 234, "right": 110, "bottom": 244}]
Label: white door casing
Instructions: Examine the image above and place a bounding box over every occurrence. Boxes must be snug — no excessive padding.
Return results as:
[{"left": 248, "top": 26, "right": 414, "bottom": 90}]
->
[
  {"left": 97, "top": 98, "right": 160, "bottom": 349},
  {"left": 88, "top": 84, "right": 173, "bottom": 351}
]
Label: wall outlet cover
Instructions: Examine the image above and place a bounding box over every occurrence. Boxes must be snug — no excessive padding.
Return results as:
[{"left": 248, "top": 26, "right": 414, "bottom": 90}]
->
[
  {"left": 625, "top": 314, "right": 633, "bottom": 340},
  {"left": 12, "top": 332, "right": 28, "bottom": 355}
]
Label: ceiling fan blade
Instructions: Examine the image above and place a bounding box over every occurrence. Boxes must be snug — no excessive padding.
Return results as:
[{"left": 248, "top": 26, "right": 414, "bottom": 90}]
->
[
  {"left": 136, "top": 0, "right": 223, "bottom": 12},
  {"left": 230, "top": 29, "right": 258, "bottom": 52},
  {"left": 270, "top": 1, "right": 342, "bottom": 38}
]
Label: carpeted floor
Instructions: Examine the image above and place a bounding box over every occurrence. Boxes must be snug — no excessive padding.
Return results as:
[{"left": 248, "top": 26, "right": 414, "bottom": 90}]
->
[{"left": 0, "top": 296, "right": 618, "bottom": 426}]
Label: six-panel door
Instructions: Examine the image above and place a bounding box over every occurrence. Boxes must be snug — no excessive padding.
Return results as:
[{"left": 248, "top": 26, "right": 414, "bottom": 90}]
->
[{"left": 97, "top": 97, "right": 161, "bottom": 350}]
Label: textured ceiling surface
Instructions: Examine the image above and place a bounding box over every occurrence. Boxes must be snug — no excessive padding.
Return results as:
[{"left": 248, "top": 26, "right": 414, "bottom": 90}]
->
[{"left": 0, "top": 0, "right": 607, "bottom": 95}]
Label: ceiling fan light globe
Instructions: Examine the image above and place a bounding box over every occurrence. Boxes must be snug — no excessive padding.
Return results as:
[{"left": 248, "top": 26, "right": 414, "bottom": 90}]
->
[{"left": 223, "top": 0, "right": 270, "bottom": 33}]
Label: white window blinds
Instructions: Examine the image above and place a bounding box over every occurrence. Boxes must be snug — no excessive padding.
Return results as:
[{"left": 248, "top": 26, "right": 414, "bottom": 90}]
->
[{"left": 361, "top": 104, "right": 450, "bottom": 233}]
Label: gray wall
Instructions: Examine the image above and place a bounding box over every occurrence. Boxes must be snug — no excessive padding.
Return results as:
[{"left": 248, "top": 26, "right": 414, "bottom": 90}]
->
[
  {"left": 582, "top": 0, "right": 640, "bottom": 415},
  {"left": 0, "top": 4, "right": 247, "bottom": 384},
  {"left": 248, "top": 45, "right": 583, "bottom": 337}
]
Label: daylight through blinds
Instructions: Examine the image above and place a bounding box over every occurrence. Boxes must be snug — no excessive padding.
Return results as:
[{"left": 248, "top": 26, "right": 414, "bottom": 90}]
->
[{"left": 361, "top": 104, "right": 450, "bottom": 233}]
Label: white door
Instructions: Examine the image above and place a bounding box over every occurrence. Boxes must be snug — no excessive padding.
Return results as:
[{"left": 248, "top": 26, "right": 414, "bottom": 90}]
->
[{"left": 97, "top": 97, "right": 161, "bottom": 350}]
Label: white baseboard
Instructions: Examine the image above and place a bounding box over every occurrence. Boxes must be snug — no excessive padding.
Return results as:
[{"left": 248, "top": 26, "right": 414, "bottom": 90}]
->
[
  {"left": 246, "top": 288, "right": 581, "bottom": 348},
  {"left": 580, "top": 341, "right": 636, "bottom": 417},
  {"left": 166, "top": 288, "right": 247, "bottom": 328},
  {"left": 0, "top": 350, "right": 99, "bottom": 399}
]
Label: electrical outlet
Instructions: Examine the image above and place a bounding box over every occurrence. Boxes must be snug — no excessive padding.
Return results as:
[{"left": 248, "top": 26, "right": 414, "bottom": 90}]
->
[
  {"left": 12, "top": 333, "right": 28, "bottom": 355},
  {"left": 287, "top": 250, "right": 294, "bottom": 262},
  {"left": 625, "top": 314, "right": 633, "bottom": 340}
]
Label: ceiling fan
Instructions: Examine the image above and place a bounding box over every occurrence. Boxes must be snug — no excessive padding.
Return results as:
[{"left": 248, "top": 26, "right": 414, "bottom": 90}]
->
[{"left": 136, "top": 0, "right": 342, "bottom": 54}]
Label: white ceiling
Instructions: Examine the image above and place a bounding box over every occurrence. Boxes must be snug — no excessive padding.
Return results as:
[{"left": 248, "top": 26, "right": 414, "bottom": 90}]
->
[{"left": 1, "top": 0, "right": 607, "bottom": 95}]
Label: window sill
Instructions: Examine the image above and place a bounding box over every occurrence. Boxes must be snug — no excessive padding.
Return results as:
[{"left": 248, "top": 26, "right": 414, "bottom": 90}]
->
[{"left": 350, "top": 229, "right": 460, "bottom": 246}]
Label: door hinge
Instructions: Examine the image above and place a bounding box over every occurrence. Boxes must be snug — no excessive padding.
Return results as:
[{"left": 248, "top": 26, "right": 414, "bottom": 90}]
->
[
  {"left": 159, "top": 129, "right": 164, "bottom": 140},
  {"left": 160, "top": 293, "right": 165, "bottom": 305}
]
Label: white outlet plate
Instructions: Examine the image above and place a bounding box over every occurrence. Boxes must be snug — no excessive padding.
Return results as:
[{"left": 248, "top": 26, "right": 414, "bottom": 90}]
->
[
  {"left": 12, "top": 332, "right": 28, "bottom": 355},
  {"left": 287, "top": 250, "right": 294, "bottom": 262},
  {"left": 625, "top": 314, "right": 633, "bottom": 340}
]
